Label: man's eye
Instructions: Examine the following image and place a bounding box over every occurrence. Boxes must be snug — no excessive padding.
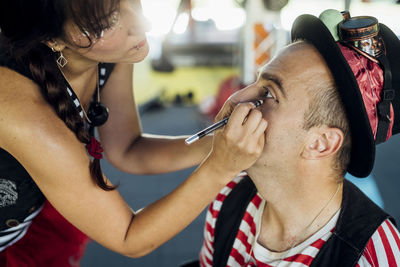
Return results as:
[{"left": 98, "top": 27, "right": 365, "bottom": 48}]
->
[{"left": 263, "top": 87, "right": 274, "bottom": 99}]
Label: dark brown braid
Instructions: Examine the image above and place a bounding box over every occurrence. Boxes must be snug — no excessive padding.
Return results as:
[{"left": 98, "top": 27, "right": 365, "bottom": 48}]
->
[
  {"left": 27, "top": 46, "right": 90, "bottom": 142},
  {"left": 26, "top": 44, "right": 116, "bottom": 191}
]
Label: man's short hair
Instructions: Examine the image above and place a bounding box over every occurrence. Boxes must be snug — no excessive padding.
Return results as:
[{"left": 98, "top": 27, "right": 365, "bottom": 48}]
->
[{"left": 303, "top": 75, "right": 352, "bottom": 177}]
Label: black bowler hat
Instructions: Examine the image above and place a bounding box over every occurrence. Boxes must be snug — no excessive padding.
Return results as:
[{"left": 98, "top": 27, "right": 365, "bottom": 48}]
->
[{"left": 291, "top": 11, "right": 400, "bottom": 177}]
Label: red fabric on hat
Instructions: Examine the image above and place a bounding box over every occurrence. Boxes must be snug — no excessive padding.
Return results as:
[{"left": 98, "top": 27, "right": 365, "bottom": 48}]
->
[
  {"left": 338, "top": 43, "right": 394, "bottom": 141},
  {"left": 0, "top": 201, "right": 90, "bottom": 267}
]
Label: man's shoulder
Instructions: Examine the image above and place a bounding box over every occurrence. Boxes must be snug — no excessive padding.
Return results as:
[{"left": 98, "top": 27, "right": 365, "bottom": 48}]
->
[
  {"left": 210, "top": 173, "right": 257, "bottom": 210},
  {"left": 311, "top": 180, "right": 396, "bottom": 266},
  {"left": 207, "top": 174, "right": 247, "bottom": 215},
  {"left": 358, "top": 219, "right": 400, "bottom": 266},
  {"left": 201, "top": 173, "right": 260, "bottom": 267},
  {"left": 220, "top": 174, "right": 247, "bottom": 196},
  {"left": 339, "top": 179, "right": 394, "bottom": 234}
]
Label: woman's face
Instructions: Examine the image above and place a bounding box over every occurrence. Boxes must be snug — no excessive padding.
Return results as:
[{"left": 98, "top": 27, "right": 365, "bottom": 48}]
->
[{"left": 64, "top": 0, "right": 151, "bottom": 64}]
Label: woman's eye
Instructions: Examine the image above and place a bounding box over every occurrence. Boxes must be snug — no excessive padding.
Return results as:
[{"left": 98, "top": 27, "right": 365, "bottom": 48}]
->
[{"left": 108, "top": 11, "right": 120, "bottom": 27}]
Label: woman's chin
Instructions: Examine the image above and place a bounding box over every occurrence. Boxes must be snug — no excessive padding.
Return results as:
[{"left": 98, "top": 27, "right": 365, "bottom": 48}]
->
[{"left": 125, "top": 46, "right": 150, "bottom": 63}]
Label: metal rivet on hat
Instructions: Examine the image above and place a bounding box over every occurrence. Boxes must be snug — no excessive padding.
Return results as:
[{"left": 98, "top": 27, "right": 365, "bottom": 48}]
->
[
  {"left": 29, "top": 206, "right": 36, "bottom": 214},
  {"left": 6, "top": 219, "right": 20, "bottom": 228}
]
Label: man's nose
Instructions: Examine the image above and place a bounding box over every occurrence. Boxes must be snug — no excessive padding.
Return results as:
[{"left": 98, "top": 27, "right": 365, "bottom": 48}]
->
[{"left": 229, "top": 84, "right": 260, "bottom": 103}]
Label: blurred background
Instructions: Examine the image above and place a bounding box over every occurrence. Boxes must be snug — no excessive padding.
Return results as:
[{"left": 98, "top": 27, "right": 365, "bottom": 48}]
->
[{"left": 81, "top": 0, "right": 400, "bottom": 266}]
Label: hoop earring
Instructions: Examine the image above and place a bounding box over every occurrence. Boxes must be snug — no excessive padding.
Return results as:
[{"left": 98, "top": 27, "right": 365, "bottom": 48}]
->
[{"left": 56, "top": 51, "right": 68, "bottom": 68}]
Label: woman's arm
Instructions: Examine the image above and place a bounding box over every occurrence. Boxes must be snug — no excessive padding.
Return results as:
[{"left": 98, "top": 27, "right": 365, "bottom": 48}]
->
[
  {"left": 98, "top": 63, "right": 212, "bottom": 174},
  {"left": 0, "top": 67, "right": 267, "bottom": 257}
]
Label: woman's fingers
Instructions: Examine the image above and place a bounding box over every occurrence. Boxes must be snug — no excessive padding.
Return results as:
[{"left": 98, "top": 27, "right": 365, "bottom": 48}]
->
[
  {"left": 208, "top": 102, "right": 268, "bottom": 176},
  {"left": 215, "top": 86, "right": 262, "bottom": 122},
  {"left": 225, "top": 102, "right": 257, "bottom": 130},
  {"left": 227, "top": 87, "right": 260, "bottom": 107},
  {"left": 214, "top": 99, "right": 235, "bottom": 122},
  {"left": 252, "top": 119, "right": 268, "bottom": 153},
  {"left": 253, "top": 118, "right": 268, "bottom": 138},
  {"left": 242, "top": 108, "right": 263, "bottom": 133}
]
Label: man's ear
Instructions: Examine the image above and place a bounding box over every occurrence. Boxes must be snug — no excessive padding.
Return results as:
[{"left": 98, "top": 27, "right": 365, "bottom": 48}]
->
[
  {"left": 302, "top": 126, "right": 344, "bottom": 160},
  {"left": 44, "top": 39, "right": 66, "bottom": 52}
]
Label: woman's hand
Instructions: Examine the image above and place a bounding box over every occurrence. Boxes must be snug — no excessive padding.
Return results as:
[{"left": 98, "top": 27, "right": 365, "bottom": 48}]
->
[
  {"left": 215, "top": 86, "right": 262, "bottom": 122},
  {"left": 206, "top": 101, "right": 268, "bottom": 179}
]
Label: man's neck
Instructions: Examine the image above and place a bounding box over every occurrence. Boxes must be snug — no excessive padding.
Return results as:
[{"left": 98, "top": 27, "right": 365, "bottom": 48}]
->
[{"left": 248, "top": 168, "right": 343, "bottom": 252}]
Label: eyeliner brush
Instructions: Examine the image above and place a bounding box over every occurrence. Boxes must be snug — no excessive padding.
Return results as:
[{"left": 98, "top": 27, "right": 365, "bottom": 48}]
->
[{"left": 185, "top": 99, "right": 264, "bottom": 145}]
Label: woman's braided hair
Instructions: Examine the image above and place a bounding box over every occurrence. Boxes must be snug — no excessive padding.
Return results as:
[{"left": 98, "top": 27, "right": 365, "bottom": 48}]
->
[{"left": 0, "top": 0, "right": 120, "bottom": 190}]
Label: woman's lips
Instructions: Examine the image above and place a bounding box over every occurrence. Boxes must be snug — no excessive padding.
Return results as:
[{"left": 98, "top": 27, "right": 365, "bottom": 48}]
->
[{"left": 132, "top": 39, "right": 147, "bottom": 50}]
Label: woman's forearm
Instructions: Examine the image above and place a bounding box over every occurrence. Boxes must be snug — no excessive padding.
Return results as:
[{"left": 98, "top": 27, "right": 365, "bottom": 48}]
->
[
  {"left": 99, "top": 101, "right": 267, "bottom": 257},
  {"left": 121, "top": 157, "right": 234, "bottom": 257},
  {"left": 120, "top": 102, "right": 268, "bottom": 257},
  {"left": 109, "top": 133, "right": 213, "bottom": 174}
]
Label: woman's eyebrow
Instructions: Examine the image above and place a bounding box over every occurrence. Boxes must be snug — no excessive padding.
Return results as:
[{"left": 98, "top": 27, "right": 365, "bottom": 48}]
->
[{"left": 260, "top": 72, "right": 286, "bottom": 98}]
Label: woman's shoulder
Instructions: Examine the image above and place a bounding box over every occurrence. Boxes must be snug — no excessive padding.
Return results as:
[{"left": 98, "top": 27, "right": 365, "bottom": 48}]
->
[
  {"left": 0, "top": 67, "right": 68, "bottom": 148},
  {"left": 0, "top": 66, "right": 44, "bottom": 111}
]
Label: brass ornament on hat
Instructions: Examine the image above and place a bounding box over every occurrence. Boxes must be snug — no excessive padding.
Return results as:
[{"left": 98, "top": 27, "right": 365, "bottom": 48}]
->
[{"left": 339, "top": 15, "right": 385, "bottom": 63}]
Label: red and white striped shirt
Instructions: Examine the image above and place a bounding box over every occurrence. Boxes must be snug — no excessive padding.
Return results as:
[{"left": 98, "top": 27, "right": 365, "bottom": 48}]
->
[{"left": 199, "top": 176, "right": 400, "bottom": 266}]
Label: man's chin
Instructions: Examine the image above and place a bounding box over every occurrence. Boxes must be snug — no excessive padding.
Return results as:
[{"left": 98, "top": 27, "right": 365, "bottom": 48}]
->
[{"left": 248, "top": 158, "right": 264, "bottom": 170}]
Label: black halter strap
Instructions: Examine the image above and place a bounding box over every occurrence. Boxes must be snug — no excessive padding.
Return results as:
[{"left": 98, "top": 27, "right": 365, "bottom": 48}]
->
[{"left": 61, "top": 63, "right": 113, "bottom": 126}]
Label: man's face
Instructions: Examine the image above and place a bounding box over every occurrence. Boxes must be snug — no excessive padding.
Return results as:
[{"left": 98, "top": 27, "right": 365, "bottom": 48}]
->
[{"left": 237, "top": 42, "right": 334, "bottom": 176}]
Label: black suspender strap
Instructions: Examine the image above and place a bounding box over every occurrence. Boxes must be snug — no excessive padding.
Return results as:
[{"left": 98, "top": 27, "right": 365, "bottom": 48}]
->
[
  {"left": 310, "top": 180, "right": 394, "bottom": 267},
  {"left": 212, "top": 176, "right": 257, "bottom": 267},
  {"left": 212, "top": 178, "right": 395, "bottom": 267},
  {"left": 376, "top": 52, "right": 394, "bottom": 144}
]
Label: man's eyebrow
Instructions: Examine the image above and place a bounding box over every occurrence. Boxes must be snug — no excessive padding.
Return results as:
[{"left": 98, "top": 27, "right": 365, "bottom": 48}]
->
[{"left": 261, "top": 72, "right": 286, "bottom": 98}]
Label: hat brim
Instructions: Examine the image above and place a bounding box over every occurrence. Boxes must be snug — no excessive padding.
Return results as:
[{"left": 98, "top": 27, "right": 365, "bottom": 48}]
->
[
  {"left": 380, "top": 24, "right": 400, "bottom": 136},
  {"left": 291, "top": 14, "right": 375, "bottom": 177}
]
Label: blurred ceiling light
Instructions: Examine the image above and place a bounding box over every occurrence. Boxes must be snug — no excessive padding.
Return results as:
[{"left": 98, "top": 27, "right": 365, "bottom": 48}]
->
[
  {"left": 173, "top": 12, "right": 190, "bottom": 34},
  {"left": 191, "top": 7, "right": 212, "bottom": 22},
  {"left": 142, "top": 1, "right": 247, "bottom": 36},
  {"left": 142, "top": 2, "right": 177, "bottom": 37},
  {"left": 213, "top": 8, "right": 246, "bottom": 31}
]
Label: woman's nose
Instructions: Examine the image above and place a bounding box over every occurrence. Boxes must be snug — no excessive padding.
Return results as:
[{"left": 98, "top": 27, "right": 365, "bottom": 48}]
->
[
  {"left": 128, "top": 11, "right": 152, "bottom": 36},
  {"left": 140, "top": 16, "right": 152, "bottom": 33}
]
